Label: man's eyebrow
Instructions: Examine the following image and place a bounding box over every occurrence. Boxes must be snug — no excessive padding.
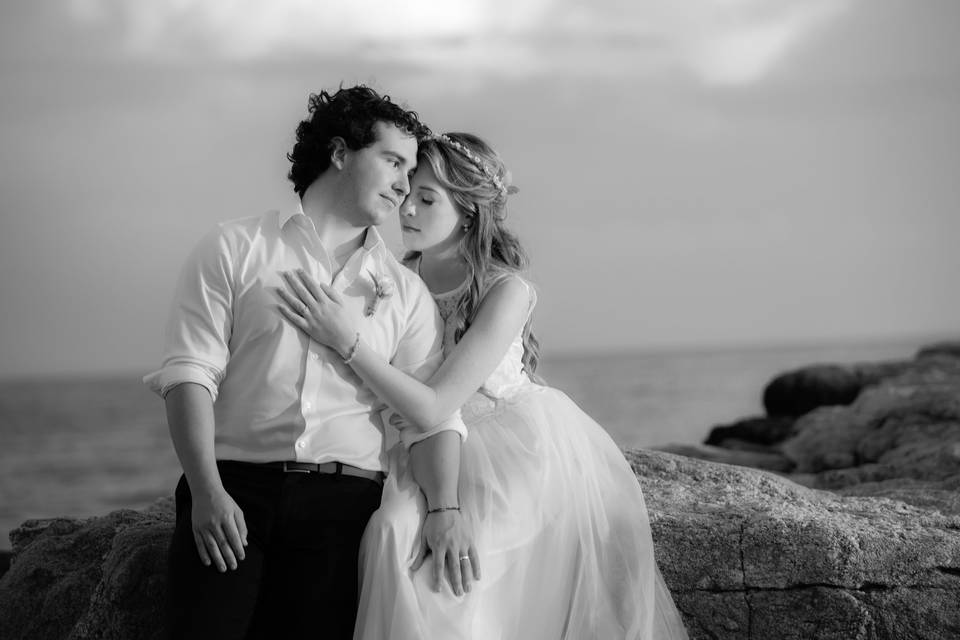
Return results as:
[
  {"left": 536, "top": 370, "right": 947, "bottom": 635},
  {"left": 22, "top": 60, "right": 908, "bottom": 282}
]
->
[{"left": 384, "top": 150, "right": 414, "bottom": 166}]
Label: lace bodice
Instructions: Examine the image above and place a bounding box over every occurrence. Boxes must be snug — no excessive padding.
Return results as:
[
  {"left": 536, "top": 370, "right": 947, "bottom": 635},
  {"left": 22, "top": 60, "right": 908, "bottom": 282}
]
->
[{"left": 431, "top": 276, "right": 536, "bottom": 399}]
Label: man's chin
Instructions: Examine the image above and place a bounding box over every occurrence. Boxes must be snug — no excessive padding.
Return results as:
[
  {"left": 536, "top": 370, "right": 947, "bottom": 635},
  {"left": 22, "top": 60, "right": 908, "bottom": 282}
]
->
[{"left": 362, "top": 211, "right": 390, "bottom": 227}]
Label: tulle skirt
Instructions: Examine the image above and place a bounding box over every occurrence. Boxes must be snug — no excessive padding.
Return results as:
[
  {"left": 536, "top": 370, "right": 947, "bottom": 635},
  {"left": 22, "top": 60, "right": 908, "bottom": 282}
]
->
[{"left": 354, "top": 384, "right": 689, "bottom": 640}]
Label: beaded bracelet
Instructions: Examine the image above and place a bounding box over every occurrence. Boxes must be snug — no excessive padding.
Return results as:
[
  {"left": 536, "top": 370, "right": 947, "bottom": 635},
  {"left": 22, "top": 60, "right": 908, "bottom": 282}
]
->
[
  {"left": 426, "top": 506, "right": 460, "bottom": 515},
  {"left": 342, "top": 332, "right": 361, "bottom": 364}
]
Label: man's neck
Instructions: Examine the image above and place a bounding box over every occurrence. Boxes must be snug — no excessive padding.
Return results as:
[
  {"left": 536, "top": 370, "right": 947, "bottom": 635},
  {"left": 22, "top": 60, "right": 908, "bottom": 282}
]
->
[{"left": 301, "top": 184, "right": 368, "bottom": 267}]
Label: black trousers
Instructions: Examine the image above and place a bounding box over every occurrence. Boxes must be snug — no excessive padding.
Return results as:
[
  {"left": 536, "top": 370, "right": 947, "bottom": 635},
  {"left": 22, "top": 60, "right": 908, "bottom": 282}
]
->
[{"left": 165, "top": 460, "right": 383, "bottom": 640}]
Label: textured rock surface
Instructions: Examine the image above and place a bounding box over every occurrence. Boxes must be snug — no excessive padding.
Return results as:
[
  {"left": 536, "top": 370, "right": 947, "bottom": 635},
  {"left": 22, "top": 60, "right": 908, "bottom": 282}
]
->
[
  {"left": 0, "top": 501, "right": 172, "bottom": 640},
  {"left": 631, "top": 451, "right": 960, "bottom": 640},
  {"left": 779, "top": 355, "right": 960, "bottom": 517},
  {"left": 3, "top": 454, "right": 960, "bottom": 640}
]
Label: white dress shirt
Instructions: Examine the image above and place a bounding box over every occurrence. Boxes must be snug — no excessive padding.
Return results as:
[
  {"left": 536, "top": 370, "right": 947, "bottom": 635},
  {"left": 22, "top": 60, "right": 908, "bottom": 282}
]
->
[{"left": 144, "top": 205, "right": 466, "bottom": 472}]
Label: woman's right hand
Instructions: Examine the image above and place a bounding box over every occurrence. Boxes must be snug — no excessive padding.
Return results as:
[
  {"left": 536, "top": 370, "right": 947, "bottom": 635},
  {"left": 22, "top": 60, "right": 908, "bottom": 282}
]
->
[{"left": 275, "top": 270, "right": 358, "bottom": 357}]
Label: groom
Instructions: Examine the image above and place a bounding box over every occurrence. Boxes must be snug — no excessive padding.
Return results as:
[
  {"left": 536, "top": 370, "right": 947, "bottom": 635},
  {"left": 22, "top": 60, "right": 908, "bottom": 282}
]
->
[{"left": 146, "top": 86, "right": 473, "bottom": 639}]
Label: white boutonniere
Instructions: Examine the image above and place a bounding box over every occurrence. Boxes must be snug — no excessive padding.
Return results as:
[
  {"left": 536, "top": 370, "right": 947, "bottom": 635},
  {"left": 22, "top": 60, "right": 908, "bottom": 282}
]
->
[{"left": 365, "top": 271, "right": 396, "bottom": 317}]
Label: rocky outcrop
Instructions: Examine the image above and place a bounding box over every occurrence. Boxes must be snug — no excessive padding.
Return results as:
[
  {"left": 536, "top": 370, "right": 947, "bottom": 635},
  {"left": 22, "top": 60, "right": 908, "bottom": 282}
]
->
[
  {"left": 704, "top": 416, "right": 796, "bottom": 449},
  {"left": 777, "top": 354, "right": 960, "bottom": 522},
  {"left": 663, "top": 340, "right": 960, "bottom": 637},
  {"left": 701, "top": 343, "right": 960, "bottom": 497},
  {"left": 917, "top": 342, "right": 960, "bottom": 359},
  {"left": 632, "top": 450, "right": 960, "bottom": 640},
  {"left": 0, "top": 501, "right": 172, "bottom": 640},
  {"left": 2, "top": 453, "right": 959, "bottom": 640}
]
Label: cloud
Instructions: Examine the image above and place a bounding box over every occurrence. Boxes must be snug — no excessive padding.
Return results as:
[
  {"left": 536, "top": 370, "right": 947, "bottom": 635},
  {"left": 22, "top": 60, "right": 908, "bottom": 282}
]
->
[{"left": 67, "top": 0, "right": 853, "bottom": 86}]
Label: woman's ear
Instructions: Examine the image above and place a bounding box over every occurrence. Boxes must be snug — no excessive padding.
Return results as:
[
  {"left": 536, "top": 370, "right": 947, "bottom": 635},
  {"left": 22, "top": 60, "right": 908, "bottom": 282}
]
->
[{"left": 329, "top": 137, "right": 347, "bottom": 170}]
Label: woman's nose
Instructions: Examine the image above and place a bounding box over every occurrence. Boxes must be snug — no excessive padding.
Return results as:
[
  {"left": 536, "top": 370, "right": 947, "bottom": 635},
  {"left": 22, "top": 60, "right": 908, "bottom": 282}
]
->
[{"left": 399, "top": 197, "right": 414, "bottom": 216}]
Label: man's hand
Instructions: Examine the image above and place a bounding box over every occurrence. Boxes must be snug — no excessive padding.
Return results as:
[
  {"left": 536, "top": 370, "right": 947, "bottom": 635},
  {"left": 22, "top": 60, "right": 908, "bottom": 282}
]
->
[
  {"left": 411, "top": 509, "right": 480, "bottom": 596},
  {"left": 190, "top": 487, "right": 248, "bottom": 572}
]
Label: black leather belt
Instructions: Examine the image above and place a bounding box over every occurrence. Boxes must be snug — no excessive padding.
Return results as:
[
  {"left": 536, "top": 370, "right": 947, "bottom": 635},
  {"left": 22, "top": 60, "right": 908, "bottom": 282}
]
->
[{"left": 261, "top": 461, "right": 383, "bottom": 483}]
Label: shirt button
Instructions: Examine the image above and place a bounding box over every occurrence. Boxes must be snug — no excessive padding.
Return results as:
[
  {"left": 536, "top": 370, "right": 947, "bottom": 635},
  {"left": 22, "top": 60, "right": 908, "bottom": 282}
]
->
[
  {"left": 311, "top": 352, "right": 320, "bottom": 360},
  {"left": 304, "top": 401, "right": 312, "bottom": 410},
  {"left": 296, "top": 441, "right": 305, "bottom": 449}
]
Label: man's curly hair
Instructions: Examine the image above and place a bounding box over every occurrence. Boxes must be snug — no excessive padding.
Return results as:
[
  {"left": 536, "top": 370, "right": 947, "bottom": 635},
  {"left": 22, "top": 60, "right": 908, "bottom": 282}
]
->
[{"left": 287, "top": 85, "right": 431, "bottom": 198}]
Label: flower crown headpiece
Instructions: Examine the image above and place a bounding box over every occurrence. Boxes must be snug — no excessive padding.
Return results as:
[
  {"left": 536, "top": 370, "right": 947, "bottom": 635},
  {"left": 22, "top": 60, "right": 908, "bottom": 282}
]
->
[{"left": 427, "top": 134, "right": 518, "bottom": 198}]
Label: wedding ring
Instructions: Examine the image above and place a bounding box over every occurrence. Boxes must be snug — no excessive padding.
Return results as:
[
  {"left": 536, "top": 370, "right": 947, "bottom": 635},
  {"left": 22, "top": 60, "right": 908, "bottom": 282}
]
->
[{"left": 459, "top": 555, "right": 469, "bottom": 561}]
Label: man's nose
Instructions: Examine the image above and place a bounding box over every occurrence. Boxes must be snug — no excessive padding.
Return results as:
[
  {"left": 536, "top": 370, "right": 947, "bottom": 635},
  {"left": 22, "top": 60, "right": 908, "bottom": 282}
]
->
[
  {"left": 399, "top": 196, "right": 414, "bottom": 217},
  {"left": 393, "top": 172, "right": 410, "bottom": 198}
]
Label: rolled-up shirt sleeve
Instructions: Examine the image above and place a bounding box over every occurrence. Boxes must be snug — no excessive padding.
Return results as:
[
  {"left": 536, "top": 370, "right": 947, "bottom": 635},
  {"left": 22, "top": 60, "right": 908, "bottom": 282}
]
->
[
  {"left": 143, "top": 226, "right": 235, "bottom": 401},
  {"left": 387, "top": 281, "right": 468, "bottom": 448}
]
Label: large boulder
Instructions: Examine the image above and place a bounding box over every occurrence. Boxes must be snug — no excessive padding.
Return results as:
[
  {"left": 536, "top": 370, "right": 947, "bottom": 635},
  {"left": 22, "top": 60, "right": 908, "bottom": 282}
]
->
[
  {"left": 0, "top": 501, "right": 172, "bottom": 640},
  {"left": 2, "top": 454, "right": 959, "bottom": 640},
  {"left": 780, "top": 356, "right": 960, "bottom": 495},
  {"left": 631, "top": 451, "right": 960, "bottom": 640},
  {"left": 763, "top": 365, "right": 863, "bottom": 418},
  {"left": 917, "top": 341, "right": 960, "bottom": 360},
  {"left": 704, "top": 415, "right": 796, "bottom": 449},
  {"left": 762, "top": 361, "right": 911, "bottom": 419}
]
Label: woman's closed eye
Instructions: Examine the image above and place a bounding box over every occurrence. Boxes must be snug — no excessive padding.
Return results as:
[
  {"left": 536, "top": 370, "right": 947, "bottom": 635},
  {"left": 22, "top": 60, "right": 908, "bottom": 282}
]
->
[{"left": 419, "top": 197, "right": 435, "bottom": 206}]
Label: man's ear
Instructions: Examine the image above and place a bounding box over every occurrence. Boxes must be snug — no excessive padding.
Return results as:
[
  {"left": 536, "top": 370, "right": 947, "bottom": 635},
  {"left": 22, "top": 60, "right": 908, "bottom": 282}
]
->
[{"left": 329, "top": 137, "right": 347, "bottom": 170}]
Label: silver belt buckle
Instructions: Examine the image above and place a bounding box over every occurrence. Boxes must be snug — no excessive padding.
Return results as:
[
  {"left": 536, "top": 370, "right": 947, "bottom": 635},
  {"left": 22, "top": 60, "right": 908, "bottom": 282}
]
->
[{"left": 282, "top": 461, "right": 311, "bottom": 473}]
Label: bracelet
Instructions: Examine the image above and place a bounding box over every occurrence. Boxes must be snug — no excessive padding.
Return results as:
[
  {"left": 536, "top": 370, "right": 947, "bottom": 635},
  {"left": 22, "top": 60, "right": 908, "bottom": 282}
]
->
[
  {"left": 342, "top": 332, "right": 361, "bottom": 364},
  {"left": 426, "top": 506, "right": 460, "bottom": 515}
]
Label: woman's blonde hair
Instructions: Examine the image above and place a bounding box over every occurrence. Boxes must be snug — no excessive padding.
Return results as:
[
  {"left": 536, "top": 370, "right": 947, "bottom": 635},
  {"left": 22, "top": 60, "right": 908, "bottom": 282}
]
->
[{"left": 405, "top": 132, "right": 542, "bottom": 381}]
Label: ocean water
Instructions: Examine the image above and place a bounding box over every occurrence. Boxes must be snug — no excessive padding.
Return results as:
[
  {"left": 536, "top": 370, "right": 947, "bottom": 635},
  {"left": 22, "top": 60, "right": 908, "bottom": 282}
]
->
[{"left": 0, "top": 339, "right": 923, "bottom": 550}]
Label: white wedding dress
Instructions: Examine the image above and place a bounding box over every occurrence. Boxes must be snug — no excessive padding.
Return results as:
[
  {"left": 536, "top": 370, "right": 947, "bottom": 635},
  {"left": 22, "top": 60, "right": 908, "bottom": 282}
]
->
[{"left": 354, "top": 277, "right": 689, "bottom": 640}]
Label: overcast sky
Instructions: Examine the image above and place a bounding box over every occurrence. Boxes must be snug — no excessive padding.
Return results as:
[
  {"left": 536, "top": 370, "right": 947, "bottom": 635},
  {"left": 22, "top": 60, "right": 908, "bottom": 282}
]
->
[{"left": 0, "top": 0, "right": 958, "bottom": 378}]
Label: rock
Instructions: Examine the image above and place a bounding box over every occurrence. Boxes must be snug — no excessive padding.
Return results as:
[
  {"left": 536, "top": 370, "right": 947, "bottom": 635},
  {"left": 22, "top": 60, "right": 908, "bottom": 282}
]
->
[
  {"left": 761, "top": 361, "right": 911, "bottom": 419},
  {"left": 629, "top": 450, "right": 960, "bottom": 640},
  {"left": 763, "top": 365, "right": 864, "bottom": 417},
  {"left": 705, "top": 415, "right": 796, "bottom": 448},
  {"left": 780, "top": 356, "right": 960, "bottom": 481},
  {"left": 0, "top": 499, "right": 172, "bottom": 640},
  {"left": 656, "top": 443, "right": 794, "bottom": 473},
  {"left": 2, "top": 457, "right": 959, "bottom": 640},
  {"left": 917, "top": 341, "right": 960, "bottom": 359}
]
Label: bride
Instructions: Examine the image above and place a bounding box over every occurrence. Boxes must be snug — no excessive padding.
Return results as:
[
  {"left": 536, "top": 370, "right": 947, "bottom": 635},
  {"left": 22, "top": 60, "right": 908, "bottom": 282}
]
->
[{"left": 276, "top": 132, "right": 689, "bottom": 639}]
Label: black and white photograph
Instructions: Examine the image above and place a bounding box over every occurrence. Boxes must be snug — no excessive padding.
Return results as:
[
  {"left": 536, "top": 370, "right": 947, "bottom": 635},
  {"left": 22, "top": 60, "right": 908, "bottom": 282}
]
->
[{"left": 1, "top": 1, "right": 959, "bottom": 638}]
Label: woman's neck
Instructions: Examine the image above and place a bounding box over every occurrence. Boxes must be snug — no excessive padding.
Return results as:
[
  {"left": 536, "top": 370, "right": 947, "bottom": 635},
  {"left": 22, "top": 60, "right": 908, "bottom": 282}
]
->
[{"left": 418, "top": 251, "right": 470, "bottom": 295}]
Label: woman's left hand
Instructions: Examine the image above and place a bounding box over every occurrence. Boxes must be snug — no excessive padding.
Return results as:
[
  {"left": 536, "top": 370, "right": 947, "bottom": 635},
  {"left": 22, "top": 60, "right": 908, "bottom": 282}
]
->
[{"left": 275, "top": 270, "right": 357, "bottom": 357}]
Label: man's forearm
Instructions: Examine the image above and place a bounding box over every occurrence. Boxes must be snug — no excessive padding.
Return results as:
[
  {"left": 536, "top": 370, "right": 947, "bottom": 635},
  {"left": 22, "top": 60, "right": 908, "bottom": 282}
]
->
[
  {"left": 409, "top": 430, "right": 462, "bottom": 509},
  {"left": 165, "top": 382, "right": 224, "bottom": 499}
]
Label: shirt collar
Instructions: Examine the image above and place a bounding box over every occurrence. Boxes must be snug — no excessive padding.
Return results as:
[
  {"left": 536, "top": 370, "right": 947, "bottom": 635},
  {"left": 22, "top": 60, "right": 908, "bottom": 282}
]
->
[
  {"left": 278, "top": 201, "right": 307, "bottom": 229},
  {"left": 343, "top": 226, "right": 387, "bottom": 286},
  {"left": 281, "top": 203, "right": 387, "bottom": 279},
  {"left": 280, "top": 203, "right": 386, "bottom": 253}
]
